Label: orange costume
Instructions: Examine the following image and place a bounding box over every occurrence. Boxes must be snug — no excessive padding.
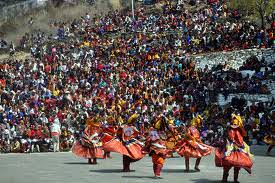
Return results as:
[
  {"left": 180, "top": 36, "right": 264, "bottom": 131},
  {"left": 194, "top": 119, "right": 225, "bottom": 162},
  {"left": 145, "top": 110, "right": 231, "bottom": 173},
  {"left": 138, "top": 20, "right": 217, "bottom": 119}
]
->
[
  {"left": 100, "top": 116, "right": 117, "bottom": 144},
  {"left": 175, "top": 115, "right": 213, "bottom": 172},
  {"left": 101, "top": 116, "right": 117, "bottom": 159},
  {"left": 103, "top": 116, "right": 145, "bottom": 171},
  {"left": 263, "top": 123, "right": 275, "bottom": 155},
  {"left": 103, "top": 124, "right": 144, "bottom": 159},
  {"left": 215, "top": 114, "right": 253, "bottom": 182},
  {"left": 152, "top": 153, "right": 165, "bottom": 178},
  {"left": 72, "top": 118, "right": 103, "bottom": 164},
  {"left": 145, "top": 129, "right": 169, "bottom": 178},
  {"left": 175, "top": 126, "right": 212, "bottom": 158}
]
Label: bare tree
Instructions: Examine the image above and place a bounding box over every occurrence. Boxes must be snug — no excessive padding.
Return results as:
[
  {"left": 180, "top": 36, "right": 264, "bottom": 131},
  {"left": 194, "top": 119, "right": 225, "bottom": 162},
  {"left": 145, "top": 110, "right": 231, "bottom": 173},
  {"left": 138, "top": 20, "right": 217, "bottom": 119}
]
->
[{"left": 256, "top": 0, "right": 271, "bottom": 29}]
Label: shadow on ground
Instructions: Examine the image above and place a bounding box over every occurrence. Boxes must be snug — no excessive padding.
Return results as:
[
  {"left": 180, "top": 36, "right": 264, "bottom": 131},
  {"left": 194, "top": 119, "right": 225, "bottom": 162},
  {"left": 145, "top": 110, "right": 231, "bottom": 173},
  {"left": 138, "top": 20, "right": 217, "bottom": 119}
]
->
[
  {"left": 167, "top": 156, "right": 181, "bottom": 159},
  {"left": 250, "top": 145, "right": 275, "bottom": 157},
  {"left": 162, "top": 169, "right": 198, "bottom": 173},
  {"left": 122, "top": 175, "right": 156, "bottom": 179},
  {"left": 64, "top": 162, "right": 89, "bottom": 165},
  {"left": 89, "top": 169, "right": 135, "bottom": 173},
  {"left": 191, "top": 178, "right": 222, "bottom": 183},
  {"left": 253, "top": 153, "right": 275, "bottom": 157}
]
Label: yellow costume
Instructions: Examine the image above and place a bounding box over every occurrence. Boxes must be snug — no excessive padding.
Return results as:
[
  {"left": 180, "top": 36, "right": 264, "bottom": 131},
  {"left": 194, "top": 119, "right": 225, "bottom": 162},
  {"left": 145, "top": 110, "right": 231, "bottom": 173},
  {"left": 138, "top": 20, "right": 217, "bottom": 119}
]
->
[
  {"left": 128, "top": 113, "right": 139, "bottom": 124},
  {"left": 264, "top": 124, "right": 275, "bottom": 145},
  {"left": 191, "top": 115, "right": 203, "bottom": 129}
]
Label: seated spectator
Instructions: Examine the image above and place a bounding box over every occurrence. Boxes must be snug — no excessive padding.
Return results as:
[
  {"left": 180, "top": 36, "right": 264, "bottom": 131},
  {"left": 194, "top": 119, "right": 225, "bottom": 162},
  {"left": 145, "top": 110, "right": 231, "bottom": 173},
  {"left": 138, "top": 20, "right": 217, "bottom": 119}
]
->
[{"left": 11, "top": 138, "right": 21, "bottom": 153}]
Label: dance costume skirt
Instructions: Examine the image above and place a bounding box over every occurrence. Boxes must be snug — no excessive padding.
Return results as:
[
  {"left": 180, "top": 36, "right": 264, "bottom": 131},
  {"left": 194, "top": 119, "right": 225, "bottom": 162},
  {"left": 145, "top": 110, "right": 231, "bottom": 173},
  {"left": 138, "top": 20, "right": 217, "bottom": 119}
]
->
[
  {"left": 103, "top": 137, "right": 145, "bottom": 160},
  {"left": 175, "top": 139, "right": 213, "bottom": 158},
  {"left": 215, "top": 141, "right": 253, "bottom": 174},
  {"left": 100, "top": 133, "right": 114, "bottom": 144},
  {"left": 72, "top": 141, "right": 104, "bottom": 159}
]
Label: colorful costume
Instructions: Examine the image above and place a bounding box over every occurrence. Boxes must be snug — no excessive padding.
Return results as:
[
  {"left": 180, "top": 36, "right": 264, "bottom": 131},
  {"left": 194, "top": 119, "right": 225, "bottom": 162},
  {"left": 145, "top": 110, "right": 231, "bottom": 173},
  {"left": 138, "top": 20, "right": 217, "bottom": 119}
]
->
[
  {"left": 263, "top": 123, "right": 275, "bottom": 155},
  {"left": 153, "top": 115, "right": 177, "bottom": 157},
  {"left": 144, "top": 129, "right": 169, "bottom": 178},
  {"left": 165, "top": 134, "right": 178, "bottom": 157},
  {"left": 165, "top": 121, "right": 178, "bottom": 158},
  {"left": 72, "top": 118, "right": 103, "bottom": 164},
  {"left": 101, "top": 116, "right": 117, "bottom": 159},
  {"left": 215, "top": 114, "right": 253, "bottom": 182},
  {"left": 175, "top": 115, "right": 213, "bottom": 171},
  {"left": 176, "top": 126, "right": 213, "bottom": 158},
  {"left": 103, "top": 114, "right": 145, "bottom": 171}
]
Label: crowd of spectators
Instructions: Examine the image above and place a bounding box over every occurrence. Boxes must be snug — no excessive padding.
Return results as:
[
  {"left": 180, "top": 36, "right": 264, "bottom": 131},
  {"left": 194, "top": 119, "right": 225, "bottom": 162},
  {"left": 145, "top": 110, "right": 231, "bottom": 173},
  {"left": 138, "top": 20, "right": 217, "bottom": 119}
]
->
[{"left": 0, "top": 0, "right": 274, "bottom": 153}]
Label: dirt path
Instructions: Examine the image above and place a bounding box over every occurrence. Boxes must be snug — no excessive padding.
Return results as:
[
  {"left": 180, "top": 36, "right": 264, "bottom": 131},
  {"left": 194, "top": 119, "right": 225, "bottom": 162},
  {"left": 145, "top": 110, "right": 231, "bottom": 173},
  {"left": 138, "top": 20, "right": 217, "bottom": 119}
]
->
[{"left": 0, "top": 51, "right": 30, "bottom": 62}]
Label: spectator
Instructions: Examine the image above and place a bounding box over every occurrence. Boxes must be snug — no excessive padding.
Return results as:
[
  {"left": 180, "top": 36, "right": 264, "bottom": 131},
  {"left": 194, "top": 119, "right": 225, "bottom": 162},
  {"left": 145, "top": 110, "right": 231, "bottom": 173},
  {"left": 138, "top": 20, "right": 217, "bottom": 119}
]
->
[
  {"left": 0, "top": 0, "right": 274, "bottom": 154},
  {"left": 51, "top": 121, "right": 61, "bottom": 152}
]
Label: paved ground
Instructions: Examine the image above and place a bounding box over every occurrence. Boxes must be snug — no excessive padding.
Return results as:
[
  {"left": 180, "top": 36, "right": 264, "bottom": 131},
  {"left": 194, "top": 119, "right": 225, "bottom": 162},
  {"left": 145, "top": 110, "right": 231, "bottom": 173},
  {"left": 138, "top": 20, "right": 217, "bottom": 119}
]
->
[{"left": 0, "top": 145, "right": 274, "bottom": 183}]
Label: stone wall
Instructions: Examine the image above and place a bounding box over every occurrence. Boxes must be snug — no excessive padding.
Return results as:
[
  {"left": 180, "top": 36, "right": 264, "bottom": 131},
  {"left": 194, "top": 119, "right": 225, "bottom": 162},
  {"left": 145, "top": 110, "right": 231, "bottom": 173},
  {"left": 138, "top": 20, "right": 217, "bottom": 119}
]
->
[
  {"left": 191, "top": 48, "right": 275, "bottom": 70},
  {"left": 218, "top": 93, "right": 274, "bottom": 107},
  {"left": 192, "top": 48, "right": 275, "bottom": 106},
  {"left": 217, "top": 81, "right": 275, "bottom": 106}
]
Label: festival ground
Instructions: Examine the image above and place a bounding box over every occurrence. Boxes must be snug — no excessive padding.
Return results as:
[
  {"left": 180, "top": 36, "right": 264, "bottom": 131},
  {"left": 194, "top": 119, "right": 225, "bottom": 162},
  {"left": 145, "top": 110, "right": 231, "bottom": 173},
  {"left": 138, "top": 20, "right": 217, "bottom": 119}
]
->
[{"left": 0, "top": 145, "right": 274, "bottom": 183}]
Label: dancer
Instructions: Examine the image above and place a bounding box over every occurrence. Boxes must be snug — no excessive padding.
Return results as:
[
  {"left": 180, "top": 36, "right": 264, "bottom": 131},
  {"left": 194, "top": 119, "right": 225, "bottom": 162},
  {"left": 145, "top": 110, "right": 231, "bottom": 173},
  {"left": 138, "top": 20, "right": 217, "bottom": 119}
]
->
[
  {"left": 153, "top": 114, "right": 177, "bottom": 158},
  {"left": 263, "top": 122, "right": 275, "bottom": 155},
  {"left": 144, "top": 128, "right": 169, "bottom": 179},
  {"left": 102, "top": 116, "right": 117, "bottom": 159},
  {"left": 175, "top": 115, "right": 212, "bottom": 172},
  {"left": 72, "top": 116, "right": 103, "bottom": 164},
  {"left": 103, "top": 113, "right": 145, "bottom": 172},
  {"left": 165, "top": 123, "right": 178, "bottom": 158},
  {"left": 215, "top": 114, "right": 253, "bottom": 183}
]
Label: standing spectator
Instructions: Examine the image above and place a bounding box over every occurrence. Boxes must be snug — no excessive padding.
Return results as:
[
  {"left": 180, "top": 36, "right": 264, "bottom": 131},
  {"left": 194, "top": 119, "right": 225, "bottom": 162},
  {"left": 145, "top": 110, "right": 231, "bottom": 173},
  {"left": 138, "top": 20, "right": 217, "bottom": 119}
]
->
[
  {"left": 9, "top": 42, "right": 15, "bottom": 56},
  {"left": 51, "top": 121, "right": 61, "bottom": 152},
  {"left": 3, "top": 127, "right": 10, "bottom": 146},
  {"left": 39, "top": 113, "right": 49, "bottom": 124}
]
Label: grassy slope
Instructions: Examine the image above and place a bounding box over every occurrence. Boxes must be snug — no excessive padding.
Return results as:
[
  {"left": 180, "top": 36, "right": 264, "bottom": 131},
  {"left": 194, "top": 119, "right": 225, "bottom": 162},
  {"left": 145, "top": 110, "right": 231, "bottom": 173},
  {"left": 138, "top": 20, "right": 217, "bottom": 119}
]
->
[{"left": 0, "top": 0, "right": 123, "bottom": 43}]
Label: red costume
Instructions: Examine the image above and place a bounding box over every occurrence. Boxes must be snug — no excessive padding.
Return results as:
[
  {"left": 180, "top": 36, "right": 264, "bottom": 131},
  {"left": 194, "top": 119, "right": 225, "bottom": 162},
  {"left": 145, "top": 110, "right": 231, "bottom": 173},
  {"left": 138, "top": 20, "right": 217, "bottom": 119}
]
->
[
  {"left": 72, "top": 122, "right": 103, "bottom": 164},
  {"left": 101, "top": 124, "right": 117, "bottom": 159},
  {"left": 215, "top": 114, "right": 253, "bottom": 182},
  {"left": 103, "top": 124, "right": 145, "bottom": 171},
  {"left": 144, "top": 129, "right": 169, "bottom": 178},
  {"left": 175, "top": 125, "right": 213, "bottom": 172},
  {"left": 215, "top": 126, "right": 253, "bottom": 173},
  {"left": 175, "top": 126, "right": 212, "bottom": 158}
]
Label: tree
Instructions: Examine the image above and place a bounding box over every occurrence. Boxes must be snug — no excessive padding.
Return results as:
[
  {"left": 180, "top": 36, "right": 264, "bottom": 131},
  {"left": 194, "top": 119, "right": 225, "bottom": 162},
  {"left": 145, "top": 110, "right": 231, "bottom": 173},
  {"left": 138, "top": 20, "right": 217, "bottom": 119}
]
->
[
  {"left": 228, "top": 0, "right": 256, "bottom": 17},
  {"left": 255, "top": 0, "right": 271, "bottom": 29},
  {"left": 229, "top": 0, "right": 274, "bottom": 29}
]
